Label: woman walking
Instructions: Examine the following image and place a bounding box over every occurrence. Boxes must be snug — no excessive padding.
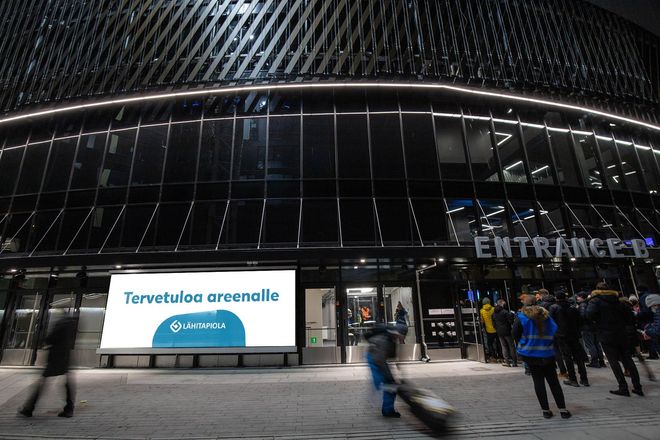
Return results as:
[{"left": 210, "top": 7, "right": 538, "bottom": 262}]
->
[{"left": 513, "top": 295, "right": 572, "bottom": 419}]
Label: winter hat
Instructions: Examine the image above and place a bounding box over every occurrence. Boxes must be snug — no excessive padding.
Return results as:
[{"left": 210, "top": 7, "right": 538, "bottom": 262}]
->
[
  {"left": 645, "top": 294, "right": 660, "bottom": 308},
  {"left": 555, "top": 291, "right": 567, "bottom": 300},
  {"left": 628, "top": 296, "right": 639, "bottom": 304},
  {"left": 482, "top": 298, "right": 491, "bottom": 305}
]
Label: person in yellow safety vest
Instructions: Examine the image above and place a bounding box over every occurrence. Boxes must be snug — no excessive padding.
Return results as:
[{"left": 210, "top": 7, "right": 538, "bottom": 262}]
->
[{"left": 480, "top": 298, "right": 502, "bottom": 362}]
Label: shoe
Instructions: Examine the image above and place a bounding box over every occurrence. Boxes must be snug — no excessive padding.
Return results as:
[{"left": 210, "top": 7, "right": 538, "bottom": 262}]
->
[
  {"left": 563, "top": 380, "right": 580, "bottom": 387},
  {"left": 382, "top": 411, "right": 401, "bottom": 418},
  {"left": 512, "top": 363, "right": 519, "bottom": 368},
  {"left": 559, "top": 410, "right": 572, "bottom": 419},
  {"left": 599, "top": 361, "right": 606, "bottom": 367},
  {"left": 58, "top": 409, "right": 74, "bottom": 418},
  {"left": 609, "top": 389, "right": 630, "bottom": 397},
  {"left": 542, "top": 410, "right": 553, "bottom": 419},
  {"left": 586, "top": 363, "right": 600, "bottom": 368},
  {"left": 631, "top": 388, "right": 644, "bottom": 397},
  {"left": 17, "top": 408, "right": 32, "bottom": 418},
  {"left": 580, "top": 379, "right": 590, "bottom": 387}
]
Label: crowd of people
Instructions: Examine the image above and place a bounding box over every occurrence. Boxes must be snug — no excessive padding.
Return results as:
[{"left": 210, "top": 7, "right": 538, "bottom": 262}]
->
[{"left": 479, "top": 282, "right": 660, "bottom": 418}]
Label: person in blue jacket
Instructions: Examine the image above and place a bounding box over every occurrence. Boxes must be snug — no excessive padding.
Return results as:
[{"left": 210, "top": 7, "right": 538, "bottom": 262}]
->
[
  {"left": 642, "top": 294, "right": 660, "bottom": 342},
  {"left": 512, "top": 295, "right": 571, "bottom": 419}
]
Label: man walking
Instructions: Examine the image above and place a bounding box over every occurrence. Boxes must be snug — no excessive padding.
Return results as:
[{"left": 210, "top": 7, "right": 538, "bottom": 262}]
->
[
  {"left": 550, "top": 292, "right": 589, "bottom": 387},
  {"left": 577, "top": 292, "right": 605, "bottom": 368},
  {"left": 586, "top": 282, "right": 643, "bottom": 397},
  {"left": 493, "top": 299, "right": 517, "bottom": 367}
]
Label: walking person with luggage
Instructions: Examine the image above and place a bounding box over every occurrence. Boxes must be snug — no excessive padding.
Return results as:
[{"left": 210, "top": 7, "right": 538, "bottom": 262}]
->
[
  {"left": 493, "top": 299, "right": 517, "bottom": 367},
  {"left": 513, "top": 295, "right": 571, "bottom": 419},
  {"left": 365, "top": 324, "right": 404, "bottom": 417},
  {"left": 19, "top": 313, "right": 77, "bottom": 418},
  {"left": 549, "top": 292, "right": 589, "bottom": 387},
  {"left": 586, "top": 282, "right": 643, "bottom": 397}
]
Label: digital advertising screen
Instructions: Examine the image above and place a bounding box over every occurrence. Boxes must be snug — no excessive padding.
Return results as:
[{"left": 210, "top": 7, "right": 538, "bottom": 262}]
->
[{"left": 99, "top": 270, "right": 296, "bottom": 353}]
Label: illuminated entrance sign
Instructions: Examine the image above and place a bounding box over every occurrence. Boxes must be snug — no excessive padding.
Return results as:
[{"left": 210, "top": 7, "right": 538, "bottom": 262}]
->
[{"left": 474, "top": 237, "right": 649, "bottom": 259}]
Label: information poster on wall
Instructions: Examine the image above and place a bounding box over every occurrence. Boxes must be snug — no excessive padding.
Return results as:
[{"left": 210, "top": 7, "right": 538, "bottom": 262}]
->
[{"left": 99, "top": 270, "right": 296, "bottom": 353}]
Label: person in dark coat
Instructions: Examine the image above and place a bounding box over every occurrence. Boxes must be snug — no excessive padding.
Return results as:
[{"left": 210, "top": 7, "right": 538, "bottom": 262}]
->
[
  {"left": 537, "top": 289, "right": 568, "bottom": 378},
  {"left": 513, "top": 295, "right": 571, "bottom": 419},
  {"left": 641, "top": 294, "right": 660, "bottom": 352},
  {"left": 549, "top": 292, "right": 588, "bottom": 387},
  {"left": 638, "top": 286, "right": 659, "bottom": 359},
  {"left": 576, "top": 292, "right": 605, "bottom": 368},
  {"left": 586, "top": 282, "right": 643, "bottom": 397},
  {"left": 365, "top": 324, "right": 404, "bottom": 417},
  {"left": 620, "top": 297, "right": 656, "bottom": 382},
  {"left": 19, "top": 314, "right": 77, "bottom": 418},
  {"left": 492, "top": 299, "right": 517, "bottom": 367}
]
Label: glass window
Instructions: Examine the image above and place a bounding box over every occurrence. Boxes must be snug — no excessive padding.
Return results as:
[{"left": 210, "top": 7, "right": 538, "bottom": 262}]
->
[
  {"left": 636, "top": 144, "right": 660, "bottom": 194},
  {"left": 509, "top": 201, "right": 538, "bottom": 238},
  {"left": 384, "top": 287, "right": 416, "bottom": 344},
  {"left": 302, "top": 90, "right": 334, "bottom": 114},
  {"left": 1, "top": 212, "right": 32, "bottom": 254},
  {"left": 523, "top": 125, "right": 554, "bottom": 185},
  {"left": 548, "top": 129, "right": 581, "bottom": 187},
  {"left": 465, "top": 119, "right": 499, "bottom": 182},
  {"left": 221, "top": 200, "right": 263, "bottom": 247},
  {"left": 371, "top": 114, "right": 405, "bottom": 178},
  {"left": 572, "top": 132, "right": 603, "bottom": 189},
  {"left": 26, "top": 210, "right": 60, "bottom": 253},
  {"left": 42, "top": 292, "right": 77, "bottom": 348},
  {"left": 477, "top": 200, "right": 510, "bottom": 237},
  {"left": 237, "top": 92, "right": 269, "bottom": 115},
  {"left": 261, "top": 199, "right": 299, "bottom": 247},
  {"left": 0, "top": 148, "right": 24, "bottom": 196},
  {"left": 42, "top": 138, "right": 77, "bottom": 192},
  {"left": 539, "top": 201, "right": 565, "bottom": 237},
  {"left": 268, "top": 116, "right": 300, "bottom": 180},
  {"left": 233, "top": 118, "right": 266, "bottom": 180},
  {"left": 614, "top": 142, "right": 644, "bottom": 193},
  {"left": 75, "top": 293, "right": 108, "bottom": 349},
  {"left": 445, "top": 198, "right": 478, "bottom": 243},
  {"left": 305, "top": 288, "right": 337, "bottom": 348},
  {"left": 376, "top": 199, "right": 412, "bottom": 245},
  {"left": 57, "top": 208, "right": 93, "bottom": 252},
  {"left": 268, "top": 91, "right": 301, "bottom": 115},
  {"left": 301, "top": 199, "right": 339, "bottom": 246},
  {"left": 88, "top": 206, "right": 123, "bottom": 251},
  {"left": 339, "top": 199, "right": 378, "bottom": 245},
  {"left": 435, "top": 116, "right": 468, "bottom": 180},
  {"left": 16, "top": 143, "right": 49, "bottom": 194},
  {"left": 120, "top": 205, "right": 157, "bottom": 250},
  {"left": 347, "top": 287, "right": 379, "bottom": 345},
  {"left": 164, "top": 123, "right": 200, "bottom": 183},
  {"left": 199, "top": 120, "right": 233, "bottom": 182},
  {"left": 181, "top": 201, "right": 226, "bottom": 249},
  {"left": 5, "top": 293, "right": 43, "bottom": 349},
  {"left": 141, "top": 101, "right": 174, "bottom": 125},
  {"left": 131, "top": 125, "right": 168, "bottom": 185},
  {"left": 337, "top": 115, "right": 370, "bottom": 179},
  {"left": 402, "top": 114, "right": 439, "bottom": 180},
  {"left": 110, "top": 106, "right": 141, "bottom": 129},
  {"left": 303, "top": 115, "right": 335, "bottom": 179},
  {"left": 0, "top": 290, "right": 8, "bottom": 329},
  {"left": 71, "top": 133, "right": 107, "bottom": 190},
  {"left": 153, "top": 203, "right": 191, "bottom": 249},
  {"left": 100, "top": 130, "right": 136, "bottom": 187},
  {"left": 597, "top": 137, "right": 624, "bottom": 190},
  {"left": 411, "top": 199, "right": 448, "bottom": 245},
  {"left": 495, "top": 122, "right": 527, "bottom": 183}
]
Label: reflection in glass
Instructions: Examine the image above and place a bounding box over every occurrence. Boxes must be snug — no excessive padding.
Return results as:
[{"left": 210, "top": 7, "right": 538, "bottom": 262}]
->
[
  {"left": 75, "top": 293, "right": 108, "bottom": 349},
  {"left": 539, "top": 201, "right": 565, "bottom": 237},
  {"left": 71, "top": 134, "right": 107, "bottom": 190},
  {"left": 164, "top": 123, "right": 200, "bottom": 183},
  {"left": 572, "top": 132, "right": 602, "bottom": 189},
  {"left": 131, "top": 125, "right": 167, "bottom": 185},
  {"left": 43, "top": 137, "right": 77, "bottom": 192},
  {"left": 0, "top": 148, "right": 24, "bottom": 196},
  {"left": 477, "top": 200, "right": 510, "bottom": 237},
  {"left": 445, "top": 198, "right": 477, "bottom": 243},
  {"left": 101, "top": 130, "right": 136, "bottom": 187},
  {"left": 597, "top": 137, "right": 623, "bottom": 190},
  {"left": 268, "top": 116, "right": 300, "bottom": 180},
  {"left": 509, "top": 201, "right": 538, "bottom": 238},
  {"left": 233, "top": 118, "right": 266, "bottom": 180},
  {"left": 384, "top": 287, "right": 416, "bottom": 344},
  {"left": 495, "top": 122, "right": 527, "bottom": 183},
  {"left": 465, "top": 119, "right": 499, "bottom": 182},
  {"left": 16, "top": 143, "right": 49, "bottom": 195},
  {"left": 435, "top": 116, "right": 468, "bottom": 180},
  {"left": 303, "top": 115, "right": 335, "bottom": 178},
  {"left": 199, "top": 119, "right": 233, "bottom": 182},
  {"left": 614, "top": 141, "right": 644, "bottom": 193},
  {"left": 633, "top": 142, "right": 658, "bottom": 194},
  {"left": 548, "top": 129, "right": 580, "bottom": 186},
  {"left": 5, "top": 293, "right": 42, "bottom": 350},
  {"left": 403, "top": 114, "right": 439, "bottom": 179},
  {"left": 523, "top": 125, "right": 554, "bottom": 185}
]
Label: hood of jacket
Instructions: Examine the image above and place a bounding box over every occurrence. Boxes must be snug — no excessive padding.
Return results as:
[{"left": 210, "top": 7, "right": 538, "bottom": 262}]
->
[
  {"left": 482, "top": 303, "right": 494, "bottom": 312},
  {"left": 494, "top": 305, "right": 504, "bottom": 313},
  {"left": 591, "top": 290, "right": 620, "bottom": 304},
  {"left": 541, "top": 294, "right": 556, "bottom": 304},
  {"left": 522, "top": 305, "right": 549, "bottom": 321}
]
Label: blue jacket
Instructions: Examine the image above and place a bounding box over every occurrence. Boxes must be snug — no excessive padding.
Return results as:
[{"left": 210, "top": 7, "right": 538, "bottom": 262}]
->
[
  {"left": 645, "top": 310, "right": 660, "bottom": 340},
  {"left": 513, "top": 307, "right": 557, "bottom": 359}
]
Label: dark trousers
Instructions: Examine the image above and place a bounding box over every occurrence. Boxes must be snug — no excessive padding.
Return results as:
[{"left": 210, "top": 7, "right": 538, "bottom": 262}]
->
[
  {"left": 553, "top": 341, "right": 567, "bottom": 374},
  {"left": 366, "top": 353, "right": 396, "bottom": 414},
  {"left": 24, "top": 374, "right": 75, "bottom": 412},
  {"left": 601, "top": 341, "right": 641, "bottom": 391},
  {"left": 486, "top": 332, "right": 502, "bottom": 359},
  {"left": 498, "top": 335, "right": 517, "bottom": 364},
  {"left": 582, "top": 329, "right": 604, "bottom": 365},
  {"left": 557, "top": 337, "right": 587, "bottom": 382},
  {"left": 528, "top": 363, "right": 566, "bottom": 411}
]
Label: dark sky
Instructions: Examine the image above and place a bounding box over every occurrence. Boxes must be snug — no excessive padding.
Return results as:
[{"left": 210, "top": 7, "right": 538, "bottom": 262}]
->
[{"left": 588, "top": 0, "right": 660, "bottom": 36}]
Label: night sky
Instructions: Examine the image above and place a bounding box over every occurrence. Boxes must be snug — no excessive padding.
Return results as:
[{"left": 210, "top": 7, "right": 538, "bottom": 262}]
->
[{"left": 588, "top": 0, "right": 660, "bottom": 36}]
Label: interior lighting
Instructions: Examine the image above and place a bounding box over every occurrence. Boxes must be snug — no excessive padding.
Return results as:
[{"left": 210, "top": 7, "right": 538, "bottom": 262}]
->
[
  {"left": 360, "top": 259, "right": 366, "bottom": 263},
  {"left": 353, "top": 266, "right": 358, "bottom": 270},
  {"left": 446, "top": 207, "right": 465, "bottom": 215},
  {"left": 496, "top": 132, "right": 513, "bottom": 146},
  {"left": 507, "top": 108, "right": 513, "bottom": 114},
  {"left": 1, "top": 82, "right": 658, "bottom": 133},
  {"left": 531, "top": 165, "right": 549, "bottom": 174},
  {"left": 115, "top": 265, "right": 122, "bottom": 269},
  {"left": 9, "top": 268, "right": 16, "bottom": 273},
  {"left": 485, "top": 209, "right": 505, "bottom": 217},
  {"left": 437, "top": 258, "right": 445, "bottom": 262},
  {"left": 505, "top": 161, "right": 523, "bottom": 171},
  {"left": 625, "top": 171, "right": 637, "bottom": 175},
  {"left": 524, "top": 215, "right": 535, "bottom": 220},
  {"left": 570, "top": 257, "right": 577, "bottom": 262}
]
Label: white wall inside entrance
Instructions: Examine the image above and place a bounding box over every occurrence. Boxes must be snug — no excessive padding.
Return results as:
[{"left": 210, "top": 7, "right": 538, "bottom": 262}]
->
[{"left": 305, "top": 289, "right": 336, "bottom": 346}]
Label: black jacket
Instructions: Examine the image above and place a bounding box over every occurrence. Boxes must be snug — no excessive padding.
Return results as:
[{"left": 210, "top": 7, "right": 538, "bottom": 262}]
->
[
  {"left": 492, "top": 305, "right": 514, "bottom": 337},
  {"left": 549, "top": 300, "right": 580, "bottom": 338},
  {"left": 577, "top": 301, "right": 594, "bottom": 331},
  {"left": 43, "top": 316, "right": 76, "bottom": 377},
  {"left": 539, "top": 294, "right": 556, "bottom": 311},
  {"left": 585, "top": 290, "right": 633, "bottom": 345}
]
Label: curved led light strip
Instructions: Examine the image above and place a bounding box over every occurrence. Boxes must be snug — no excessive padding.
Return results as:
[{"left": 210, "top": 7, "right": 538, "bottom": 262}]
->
[{"left": 0, "top": 82, "right": 659, "bottom": 133}]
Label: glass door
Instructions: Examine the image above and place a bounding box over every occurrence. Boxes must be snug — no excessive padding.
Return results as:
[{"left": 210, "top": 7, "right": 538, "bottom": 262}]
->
[
  {"left": 457, "top": 281, "right": 485, "bottom": 362},
  {"left": 1, "top": 292, "right": 44, "bottom": 366},
  {"left": 302, "top": 287, "right": 339, "bottom": 364}
]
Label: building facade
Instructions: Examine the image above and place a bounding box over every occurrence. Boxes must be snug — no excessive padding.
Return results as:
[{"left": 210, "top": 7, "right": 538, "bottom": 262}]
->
[{"left": 0, "top": 0, "right": 659, "bottom": 367}]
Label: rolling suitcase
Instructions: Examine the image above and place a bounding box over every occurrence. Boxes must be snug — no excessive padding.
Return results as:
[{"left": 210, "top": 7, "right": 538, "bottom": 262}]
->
[{"left": 397, "top": 381, "right": 455, "bottom": 432}]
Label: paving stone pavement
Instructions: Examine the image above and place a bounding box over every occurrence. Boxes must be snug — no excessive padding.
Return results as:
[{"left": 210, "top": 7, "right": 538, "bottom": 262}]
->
[{"left": 0, "top": 359, "right": 659, "bottom": 440}]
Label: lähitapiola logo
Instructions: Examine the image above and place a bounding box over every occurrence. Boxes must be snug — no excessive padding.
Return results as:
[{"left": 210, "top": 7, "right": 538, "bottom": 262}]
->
[{"left": 169, "top": 320, "right": 182, "bottom": 333}]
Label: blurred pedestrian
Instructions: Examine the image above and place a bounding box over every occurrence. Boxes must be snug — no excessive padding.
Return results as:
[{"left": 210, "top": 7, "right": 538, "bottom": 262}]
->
[
  {"left": 493, "top": 299, "right": 517, "bottom": 367},
  {"left": 19, "top": 314, "right": 77, "bottom": 418},
  {"left": 480, "top": 298, "right": 502, "bottom": 362},
  {"left": 638, "top": 286, "right": 659, "bottom": 359},
  {"left": 513, "top": 295, "right": 571, "bottom": 419},
  {"left": 394, "top": 302, "right": 409, "bottom": 344},
  {"left": 538, "top": 290, "right": 568, "bottom": 378},
  {"left": 549, "top": 291, "right": 589, "bottom": 387},
  {"left": 641, "top": 294, "right": 660, "bottom": 351},
  {"left": 620, "top": 297, "right": 655, "bottom": 382},
  {"left": 586, "top": 282, "right": 643, "bottom": 397},
  {"left": 365, "top": 324, "right": 404, "bottom": 417},
  {"left": 577, "top": 292, "right": 605, "bottom": 368}
]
